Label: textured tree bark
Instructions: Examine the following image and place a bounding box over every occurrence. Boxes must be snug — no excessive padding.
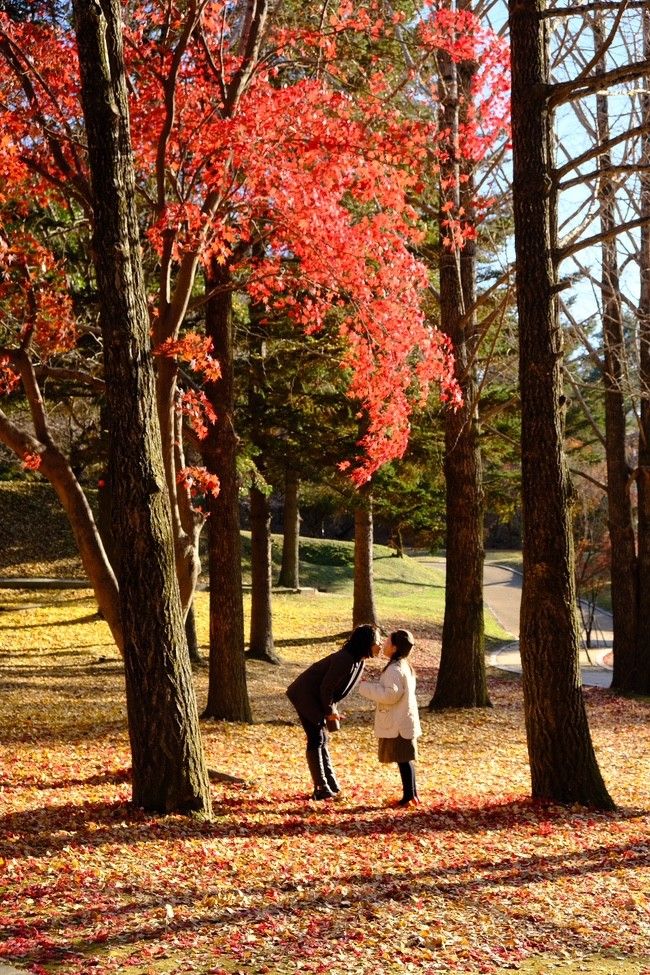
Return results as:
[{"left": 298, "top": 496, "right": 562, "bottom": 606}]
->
[
  {"left": 509, "top": 0, "right": 613, "bottom": 807},
  {"left": 72, "top": 0, "right": 211, "bottom": 814},
  {"left": 353, "top": 494, "right": 378, "bottom": 628},
  {"left": 278, "top": 468, "right": 300, "bottom": 589},
  {"left": 635, "top": 10, "right": 650, "bottom": 695},
  {"left": 202, "top": 263, "right": 252, "bottom": 721},
  {"left": 430, "top": 37, "right": 489, "bottom": 710},
  {"left": 248, "top": 482, "right": 280, "bottom": 663},
  {"left": 593, "top": 20, "right": 638, "bottom": 692}
]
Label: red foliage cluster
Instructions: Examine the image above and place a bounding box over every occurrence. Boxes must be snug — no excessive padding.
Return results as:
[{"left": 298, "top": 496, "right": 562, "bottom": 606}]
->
[{"left": 0, "top": 1, "right": 510, "bottom": 481}]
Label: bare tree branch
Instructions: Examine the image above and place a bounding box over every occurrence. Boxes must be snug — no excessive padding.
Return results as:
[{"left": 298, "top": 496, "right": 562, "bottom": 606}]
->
[
  {"left": 543, "top": 1, "right": 647, "bottom": 16},
  {"left": 556, "top": 214, "right": 650, "bottom": 261},
  {"left": 553, "top": 0, "right": 630, "bottom": 97},
  {"left": 33, "top": 366, "right": 105, "bottom": 391},
  {"left": 560, "top": 162, "right": 650, "bottom": 192},
  {"left": 554, "top": 122, "right": 650, "bottom": 181},
  {"left": 570, "top": 466, "right": 608, "bottom": 491},
  {"left": 550, "top": 57, "right": 650, "bottom": 109}
]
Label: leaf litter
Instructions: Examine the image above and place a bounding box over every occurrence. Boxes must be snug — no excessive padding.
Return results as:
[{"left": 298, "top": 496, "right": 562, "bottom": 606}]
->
[{"left": 0, "top": 589, "right": 649, "bottom": 975}]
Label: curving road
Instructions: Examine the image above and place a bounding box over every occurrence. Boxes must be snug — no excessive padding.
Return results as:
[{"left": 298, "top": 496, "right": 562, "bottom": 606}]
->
[{"left": 415, "top": 554, "right": 613, "bottom": 688}]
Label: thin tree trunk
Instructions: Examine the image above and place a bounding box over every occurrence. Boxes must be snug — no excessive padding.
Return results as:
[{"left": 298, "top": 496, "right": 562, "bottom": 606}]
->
[
  {"left": 72, "top": 0, "right": 211, "bottom": 814},
  {"left": 278, "top": 468, "right": 300, "bottom": 589},
  {"left": 156, "top": 353, "right": 200, "bottom": 614},
  {"left": 431, "top": 37, "right": 489, "bottom": 710},
  {"left": 202, "top": 262, "right": 252, "bottom": 721},
  {"left": 353, "top": 493, "right": 378, "bottom": 627},
  {"left": 390, "top": 526, "right": 405, "bottom": 558},
  {"left": 593, "top": 20, "right": 638, "bottom": 692},
  {"left": 248, "top": 482, "right": 281, "bottom": 663},
  {"left": 185, "top": 601, "right": 202, "bottom": 666},
  {"left": 246, "top": 284, "right": 279, "bottom": 663},
  {"left": 635, "top": 9, "right": 650, "bottom": 695},
  {"left": 509, "top": 0, "right": 613, "bottom": 808}
]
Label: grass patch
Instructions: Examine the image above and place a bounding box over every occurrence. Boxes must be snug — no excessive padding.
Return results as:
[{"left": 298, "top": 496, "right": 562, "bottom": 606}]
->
[{"left": 0, "top": 480, "right": 94, "bottom": 578}]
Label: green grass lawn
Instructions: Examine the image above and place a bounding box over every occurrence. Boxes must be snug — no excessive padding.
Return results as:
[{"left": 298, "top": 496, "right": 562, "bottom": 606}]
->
[
  {"left": 0, "top": 475, "right": 512, "bottom": 645},
  {"left": 238, "top": 533, "right": 512, "bottom": 645}
]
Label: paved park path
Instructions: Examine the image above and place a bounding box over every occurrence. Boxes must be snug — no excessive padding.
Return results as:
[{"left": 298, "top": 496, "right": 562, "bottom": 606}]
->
[
  {"left": 415, "top": 554, "right": 614, "bottom": 689},
  {"left": 0, "top": 557, "right": 614, "bottom": 689}
]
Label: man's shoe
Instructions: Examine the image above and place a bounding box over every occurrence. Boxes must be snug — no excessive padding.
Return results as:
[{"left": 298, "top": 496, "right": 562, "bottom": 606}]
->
[
  {"left": 311, "top": 785, "right": 336, "bottom": 801},
  {"left": 306, "top": 749, "right": 335, "bottom": 800}
]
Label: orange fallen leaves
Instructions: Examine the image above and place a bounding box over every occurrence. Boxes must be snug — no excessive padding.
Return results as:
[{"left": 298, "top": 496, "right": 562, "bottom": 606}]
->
[{"left": 0, "top": 592, "right": 649, "bottom": 974}]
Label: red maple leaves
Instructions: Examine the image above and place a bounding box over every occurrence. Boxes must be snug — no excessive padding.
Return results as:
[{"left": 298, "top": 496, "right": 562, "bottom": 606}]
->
[{"left": 0, "top": 1, "right": 510, "bottom": 483}]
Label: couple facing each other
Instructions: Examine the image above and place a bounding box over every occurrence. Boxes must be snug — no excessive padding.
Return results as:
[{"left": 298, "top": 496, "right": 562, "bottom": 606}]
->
[{"left": 286, "top": 623, "right": 421, "bottom": 806}]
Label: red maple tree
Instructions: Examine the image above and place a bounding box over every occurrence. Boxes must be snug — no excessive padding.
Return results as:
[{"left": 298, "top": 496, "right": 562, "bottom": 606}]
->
[{"left": 0, "top": 1, "right": 508, "bottom": 646}]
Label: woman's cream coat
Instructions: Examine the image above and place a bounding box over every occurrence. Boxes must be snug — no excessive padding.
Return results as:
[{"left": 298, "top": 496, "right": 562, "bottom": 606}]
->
[{"left": 358, "top": 659, "right": 422, "bottom": 740}]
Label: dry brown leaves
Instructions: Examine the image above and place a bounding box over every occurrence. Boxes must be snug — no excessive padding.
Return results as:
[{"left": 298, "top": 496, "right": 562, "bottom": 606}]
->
[{"left": 0, "top": 590, "right": 649, "bottom": 975}]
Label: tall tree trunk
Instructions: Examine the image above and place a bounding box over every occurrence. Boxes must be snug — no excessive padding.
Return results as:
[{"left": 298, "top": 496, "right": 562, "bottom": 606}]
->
[
  {"left": 509, "top": 0, "right": 613, "bottom": 808},
  {"left": 353, "top": 493, "right": 378, "bottom": 627},
  {"left": 593, "top": 20, "right": 638, "bottom": 691},
  {"left": 635, "top": 10, "right": 650, "bottom": 695},
  {"left": 278, "top": 468, "right": 300, "bottom": 589},
  {"left": 202, "top": 262, "right": 252, "bottom": 721},
  {"left": 246, "top": 286, "right": 279, "bottom": 663},
  {"left": 431, "top": 38, "right": 489, "bottom": 710},
  {"left": 72, "top": 0, "right": 211, "bottom": 814},
  {"left": 248, "top": 481, "right": 280, "bottom": 663}
]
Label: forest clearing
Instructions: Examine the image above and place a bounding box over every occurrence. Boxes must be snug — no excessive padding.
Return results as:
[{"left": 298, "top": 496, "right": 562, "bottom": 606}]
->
[
  {"left": 2, "top": 1, "right": 650, "bottom": 972},
  {"left": 1, "top": 552, "right": 649, "bottom": 975}
]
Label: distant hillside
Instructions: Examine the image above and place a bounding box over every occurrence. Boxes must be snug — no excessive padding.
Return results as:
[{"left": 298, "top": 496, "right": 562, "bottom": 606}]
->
[
  {"left": 0, "top": 483, "right": 438, "bottom": 602},
  {"left": 0, "top": 481, "right": 93, "bottom": 578}
]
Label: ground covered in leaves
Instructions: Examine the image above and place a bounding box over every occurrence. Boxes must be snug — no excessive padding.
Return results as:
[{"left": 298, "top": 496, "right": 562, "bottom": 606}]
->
[{"left": 1, "top": 587, "right": 649, "bottom": 975}]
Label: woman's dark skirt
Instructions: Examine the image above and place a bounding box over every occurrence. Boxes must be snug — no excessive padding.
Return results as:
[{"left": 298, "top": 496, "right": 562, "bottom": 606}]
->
[{"left": 378, "top": 735, "right": 417, "bottom": 763}]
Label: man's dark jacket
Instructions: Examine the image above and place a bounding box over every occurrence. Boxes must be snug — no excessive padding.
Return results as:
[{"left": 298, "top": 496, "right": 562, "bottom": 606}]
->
[{"left": 286, "top": 648, "right": 365, "bottom": 725}]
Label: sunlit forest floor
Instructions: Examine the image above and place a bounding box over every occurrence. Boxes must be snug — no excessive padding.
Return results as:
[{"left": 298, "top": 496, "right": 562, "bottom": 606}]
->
[{"left": 1, "top": 575, "right": 649, "bottom": 975}]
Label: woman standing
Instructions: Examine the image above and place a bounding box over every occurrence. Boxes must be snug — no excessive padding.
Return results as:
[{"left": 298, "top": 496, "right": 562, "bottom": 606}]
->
[
  {"left": 287, "top": 624, "right": 381, "bottom": 800},
  {"left": 358, "top": 629, "right": 421, "bottom": 806}
]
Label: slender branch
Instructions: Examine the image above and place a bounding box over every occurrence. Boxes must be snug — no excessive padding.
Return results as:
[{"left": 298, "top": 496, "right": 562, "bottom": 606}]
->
[
  {"left": 21, "top": 157, "right": 92, "bottom": 218},
  {"left": 155, "top": 1, "right": 200, "bottom": 214},
  {"left": 0, "top": 31, "right": 90, "bottom": 204},
  {"left": 557, "top": 203, "right": 599, "bottom": 254},
  {"left": 554, "top": 122, "right": 650, "bottom": 181},
  {"left": 560, "top": 163, "right": 650, "bottom": 192},
  {"left": 542, "top": 1, "right": 647, "bottom": 16},
  {"left": 157, "top": 188, "right": 225, "bottom": 343},
  {"left": 561, "top": 300, "right": 604, "bottom": 373},
  {"left": 565, "top": 372, "right": 607, "bottom": 448},
  {"left": 33, "top": 365, "right": 105, "bottom": 391},
  {"left": 556, "top": 214, "right": 650, "bottom": 261},
  {"left": 224, "top": 0, "right": 270, "bottom": 114},
  {"left": 550, "top": 58, "right": 650, "bottom": 109},
  {"left": 552, "top": 0, "right": 630, "bottom": 96},
  {"left": 197, "top": 28, "right": 228, "bottom": 107},
  {"left": 570, "top": 466, "right": 607, "bottom": 492},
  {"left": 481, "top": 422, "right": 519, "bottom": 449}
]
